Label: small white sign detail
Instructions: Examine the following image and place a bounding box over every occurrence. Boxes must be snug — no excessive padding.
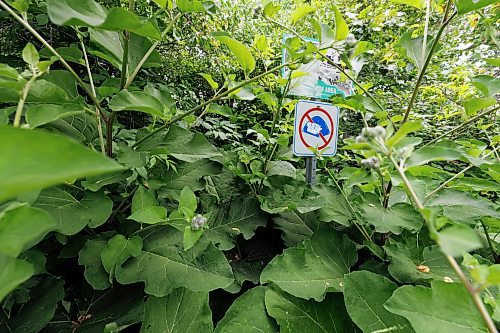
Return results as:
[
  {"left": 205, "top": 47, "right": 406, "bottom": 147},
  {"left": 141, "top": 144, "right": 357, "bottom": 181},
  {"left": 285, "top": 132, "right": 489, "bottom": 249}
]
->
[{"left": 293, "top": 100, "right": 340, "bottom": 157}]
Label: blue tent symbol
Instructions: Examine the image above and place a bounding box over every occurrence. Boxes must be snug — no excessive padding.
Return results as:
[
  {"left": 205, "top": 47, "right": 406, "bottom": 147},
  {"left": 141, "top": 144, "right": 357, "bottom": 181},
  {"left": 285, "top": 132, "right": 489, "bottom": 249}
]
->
[{"left": 302, "top": 116, "right": 330, "bottom": 138}]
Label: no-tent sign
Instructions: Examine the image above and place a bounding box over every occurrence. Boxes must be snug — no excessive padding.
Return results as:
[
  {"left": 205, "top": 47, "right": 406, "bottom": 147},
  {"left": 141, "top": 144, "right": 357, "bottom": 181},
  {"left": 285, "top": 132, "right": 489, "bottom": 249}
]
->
[{"left": 293, "top": 100, "right": 339, "bottom": 157}]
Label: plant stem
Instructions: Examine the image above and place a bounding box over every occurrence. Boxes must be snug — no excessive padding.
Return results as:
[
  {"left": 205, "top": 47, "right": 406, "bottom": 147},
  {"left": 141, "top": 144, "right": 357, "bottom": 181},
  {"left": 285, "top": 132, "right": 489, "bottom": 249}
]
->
[
  {"left": 13, "top": 74, "right": 37, "bottom": 127},
  {"left": 389, "top": 154, "right": 497, "bottom": 333},
  {"left": 264, "top": 16, "right": 386, "bottom": 113},
  {"left": 124, "top": 12, "right": 182, "bottom": 89},
  {"left": 480, "top": 220, "right": 499, "bottom": 263},
  {"left": 80, "top": 37, "right": 106, "bottom": 155},
  {"left": 106, "top": 0, "right": 135, "bottom": 157},
  {"left": 0, "top": 0, "right": 107, "bottom": 120},
  {"left": 132, "top": 61, "right": 296, "bottom": 148},
  {"left": 424, "top": 146, "right": 498, "bottom": 202},
  {"left": 325, "top": 168, "right": 372, "bottom": 241},
  {"left": 424, "top": 105, "right": 499, "bottom": 147},
  {"left": 401, "top": 0, "right": 457, "bottom": 124},
  {"left": 261, "top": 71, "right": 293, "bottom": 181}
]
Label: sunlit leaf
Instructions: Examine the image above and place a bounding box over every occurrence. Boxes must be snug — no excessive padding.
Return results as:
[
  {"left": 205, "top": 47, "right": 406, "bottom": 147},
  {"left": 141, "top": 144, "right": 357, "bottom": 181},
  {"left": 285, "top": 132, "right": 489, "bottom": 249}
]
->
[{"left": 0, "top": 127, "right": 123, "bottom": 201}]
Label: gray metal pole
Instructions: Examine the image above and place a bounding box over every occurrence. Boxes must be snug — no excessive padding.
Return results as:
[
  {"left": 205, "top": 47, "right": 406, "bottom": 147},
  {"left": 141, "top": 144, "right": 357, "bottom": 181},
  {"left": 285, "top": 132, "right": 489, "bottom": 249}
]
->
[
  {"left": 305, "top": 156, "right": 317, "bottom": 185},
  {"left": 305, "top": 98, "right": 321, "bottom": 185}
]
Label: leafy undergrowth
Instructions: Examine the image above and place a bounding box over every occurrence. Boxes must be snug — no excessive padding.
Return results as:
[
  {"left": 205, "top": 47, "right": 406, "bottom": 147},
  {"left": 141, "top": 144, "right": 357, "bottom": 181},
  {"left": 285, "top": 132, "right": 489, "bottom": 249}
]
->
[{"left": 0, "top": 0, "right": 499, "bottom": 332}]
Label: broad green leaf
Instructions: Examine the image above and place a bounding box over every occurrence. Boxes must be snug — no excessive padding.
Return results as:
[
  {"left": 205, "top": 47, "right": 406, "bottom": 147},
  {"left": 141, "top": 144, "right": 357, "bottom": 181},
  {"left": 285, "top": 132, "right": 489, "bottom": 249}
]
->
[
  {"left": 179, "top": 186, "right": 197, "bottom": 216},
  {"left": 143, "top": 84, "right": 176, "bottom": 111},
  {"left": 26, "top": 104, "right": 83, "bottom": 128},
  {"left": 273, "top": 211, "right": 320, "bottom": 247},
  {"left": 199, "top": 73, "right": 219, "bottom": 90},
  {"left": 47, "top": 0, "right": 161, "bottom": 39},
  {"left": 0, "top": 127, "right": 122, "bottom": 201},
  {"left": 47, "top": 0, "right": 106, "bottom": 26},
  {"left": 471, "top": 75, "right": 500, "bottom": 97},
  {"left": 344, "top": 271, "right": 414, "bottom": 333},
  {"left": 0, "top": 254, "right": 34, "bottom": 302},
  {"left": 289, "top": 4, "right": 316, "bottom": 25},
  {"left": 128, "top": 206, "right": 167, "bottom": 224},
  {"left": 97, "top": 8, "right": 161, "bottom": 39},
  {"left": 261, "top": 227, "right": 357, "bottom": 300},
  {"left": 426, "top": 190, "right": 499, "bottom": 224},
  {"left": 462, "top": 97, "right": 497, "bottom": 117},
  {"left": 319, "top": 23, "right": 335, "bottom": 48},
  {"left": 387, "top": 121, "right": 422, "bottom": 148},
  {"left": 265, "top": 288, "right": 356, "bottom": 333},
  {"left": 81, "top": 170, "right": 133, "bottom": 192},
  {"left": 162, "top": 125, "right": 222, "bottom": 162},
  {"left": 0, "top": 278, "right": 64, "bottom": 333},
  {"left": 22, "top": 42, "right": 39, "bottom": 65},
  {"left": 35, "top": 188, "right": 113, "bottom": 235},
  {"left": 455, "top": 0, "right": 498, "bottom": 14},
  {"left": 110, "top": 146, "right": 147, "bottom": 169},
  {"left": 0, "top": 64, "right": 19, "bottom": 79},
  {"left": 215, "top": 287, "right": 278, "bottom": 333},
  {"left": 484, "top": 57, "right": 500, "bottom": 66},
  {"left": 131, "top": 187, "right": 157, "bottom": 213},
  {"left": 109, "top": 90, "right": 165, "bottom": 117},
  {"left": 437, "top": 225, "right": 482, "bottom": 257},
  {"left": 78, "top": 238, "right": 111, "bottom": 290},
  {"left": 155, "top": 159, "right": 222, "bottom": 200},
  {"left": 89, "top": 30, "right": 162, "bottom": 70},
  {"left": 205, "top": 198, "right": 267, "bottom": 250},
  {"left": 267, "top": 160, "right": 296, "bottom": 178},
  {"left": 0, "top": 204, "right": 55, "bottom": 257},
  {"left": 261, "top": 178, "right": 326, "bottom": 214},
  {"left": 406, "top": 146, "right": 464, "bottom": 166},
  {"left": 263, "top": 2, "right": 280, "bottom": 18},
  {"left": 115, "top": 225, "right": 233, "bottom": 297},
  {"left": 384, "top": 241, "right": 458, "bottom": 283},
  {"left": 177, "top": 0, "right": 215, "bottom": 12},
  {"left": 101, "top": 235, "right": 142, "bottom": 283},
  {"left": 400, "top": 32, "right": 439, "bottom": 72},
  {"left": 332, "top": 5, "right": 349, "bottom": 41},
  {"left": 183, "top": 226, "right": 203, "bottom": 251},
  {"left": 360, "top": 202, "right": 423, "bottom": 234},
  {"left": 315, "top": 185, "right": 354, "bottom": 226},
  {"left": 213, "top": 34, "right": 256, "bottom": 74},
  {"left": 141, "top": 287, "right": 212, "bottom": 333},
  {"left": 390, "top": 0, "right": 425, "bottom": 9},
  {"left": 53, "top": 285, "right": 144, "bottom": 333},
  {"left": 452, "top": 177, "right": 500, "bottom": 192},
  {"left": 225, "top": 261, "right": 265, "bottom": 294},
  {"left": 385, "top": 281, "right": 488, "bottom": 332}
]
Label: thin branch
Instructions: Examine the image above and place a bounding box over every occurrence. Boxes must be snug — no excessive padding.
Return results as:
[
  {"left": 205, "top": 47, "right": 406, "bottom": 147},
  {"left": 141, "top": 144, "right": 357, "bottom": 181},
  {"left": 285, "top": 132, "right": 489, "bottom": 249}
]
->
[
  {"left": 80, "top": 37, "right": 106, "bottom": 155},
  {"left": 132, "top": 61, "right": 296, "bottom": 148},
  {"left": 402, "top": 0, "right": 457, "bottom": 124},
  {"left": 425, "top": 105, "right": 500, "bottom": 147},
  {"left": 13, "top": 74, "right": 37, "bottom": 127},
  {"left": 424, "top": 146, "right": 498, "bottom": 202},
  {"left": 124, "top": 12, "right": 182, "bottom": 89},
  {"left": 0, "top": 0, "right": 107, "bottom": 119}
]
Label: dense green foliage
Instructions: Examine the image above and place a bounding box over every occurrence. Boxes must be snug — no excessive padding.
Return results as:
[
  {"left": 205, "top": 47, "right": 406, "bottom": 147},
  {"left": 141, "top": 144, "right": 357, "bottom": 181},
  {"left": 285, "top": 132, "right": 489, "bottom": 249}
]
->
[{"left": 0, "top": 0, "right": 499, "bottom": 332}]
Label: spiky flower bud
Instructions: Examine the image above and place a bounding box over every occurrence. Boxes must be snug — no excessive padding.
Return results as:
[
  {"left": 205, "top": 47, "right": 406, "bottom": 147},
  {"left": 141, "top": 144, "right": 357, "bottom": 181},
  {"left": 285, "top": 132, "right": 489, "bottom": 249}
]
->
[
  {"left": 361, "top": 156, "right": 380, "bottom": 169},
  {"left": 191, "top": 214, "right": 206, "bottom": 231}
]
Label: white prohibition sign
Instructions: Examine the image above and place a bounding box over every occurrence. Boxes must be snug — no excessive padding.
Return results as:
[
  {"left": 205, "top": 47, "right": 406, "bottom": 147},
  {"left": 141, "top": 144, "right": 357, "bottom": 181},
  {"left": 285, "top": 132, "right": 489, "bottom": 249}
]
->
[{"left": 293, "top": 100, "right": 340, "bottom": 157}]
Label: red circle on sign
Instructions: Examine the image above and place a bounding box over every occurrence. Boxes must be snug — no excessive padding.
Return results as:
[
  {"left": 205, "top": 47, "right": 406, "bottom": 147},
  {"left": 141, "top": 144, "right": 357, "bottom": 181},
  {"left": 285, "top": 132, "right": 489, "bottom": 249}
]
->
[{"left": 299, "top": 107, "right": 335, "bottom": 150}]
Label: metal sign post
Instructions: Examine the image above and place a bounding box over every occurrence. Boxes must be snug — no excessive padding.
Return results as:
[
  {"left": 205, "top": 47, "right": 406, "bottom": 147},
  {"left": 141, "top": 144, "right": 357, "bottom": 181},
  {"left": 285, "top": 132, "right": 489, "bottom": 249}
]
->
[
  {"left": 305, "top": 156, "right": 317, "bottom": 185},
  {"left": 305, "top": 97, "right": 320, "bottom": 185}
]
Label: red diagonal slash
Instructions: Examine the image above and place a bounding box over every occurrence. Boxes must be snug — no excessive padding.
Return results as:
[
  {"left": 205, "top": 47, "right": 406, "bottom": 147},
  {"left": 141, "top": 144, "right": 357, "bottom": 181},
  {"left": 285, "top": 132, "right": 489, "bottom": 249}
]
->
[{"left": 305, "top": 114, "right": 328, "bottom": 145}]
